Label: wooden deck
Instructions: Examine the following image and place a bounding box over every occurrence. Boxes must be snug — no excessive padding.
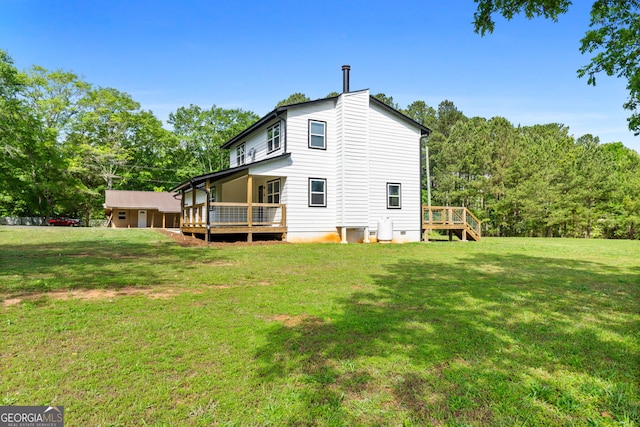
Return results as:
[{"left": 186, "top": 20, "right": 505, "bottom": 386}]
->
[
  {"left": 181, "top": 202, "right": 287, "bottom": 242},
  {"left": 422, "top": 206, "right": 481, "bottom": 241}
]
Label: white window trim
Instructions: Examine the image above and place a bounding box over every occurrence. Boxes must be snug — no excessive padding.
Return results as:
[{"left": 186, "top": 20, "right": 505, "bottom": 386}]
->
[
  {"left": 308, "top": 120, "right": 326, "bottom": 149},
  {"left": 309, "top": 178, "right": 327, "bottom": 207},
  {"left": 267, "top": 122, "right": 281, "bottom": 154},
  {"left": 387, "top": 183, "right": 401, "bottom": 209}
]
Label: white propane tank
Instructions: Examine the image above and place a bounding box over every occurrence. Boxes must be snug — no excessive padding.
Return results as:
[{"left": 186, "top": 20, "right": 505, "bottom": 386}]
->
[{"left": 377, "top": 216, "right": 393, "bottom": 243}]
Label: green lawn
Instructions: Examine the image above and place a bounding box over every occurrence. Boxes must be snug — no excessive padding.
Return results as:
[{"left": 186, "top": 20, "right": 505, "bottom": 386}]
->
[{"left": 0, "top": 227, "right": 638, "bottom": 426}]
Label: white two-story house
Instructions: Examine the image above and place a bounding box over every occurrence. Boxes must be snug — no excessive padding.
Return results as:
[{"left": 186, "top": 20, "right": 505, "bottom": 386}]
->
[{"left": 172, "top": 67, "right": 431, "bottom": 243}]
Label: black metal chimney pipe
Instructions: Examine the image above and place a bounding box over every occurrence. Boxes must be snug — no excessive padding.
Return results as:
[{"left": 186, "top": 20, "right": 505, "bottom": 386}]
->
[{"left": 342, "top": 65, "right": 350, "bottom": 93}]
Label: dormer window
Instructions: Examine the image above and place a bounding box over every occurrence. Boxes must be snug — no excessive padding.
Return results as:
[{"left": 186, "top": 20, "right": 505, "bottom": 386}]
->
[
  {"left": 237, "top": 143, "right": 246, "bottom": 166},
  {"left": 267, "top": 122, "right": 281, "bottom": 153}
]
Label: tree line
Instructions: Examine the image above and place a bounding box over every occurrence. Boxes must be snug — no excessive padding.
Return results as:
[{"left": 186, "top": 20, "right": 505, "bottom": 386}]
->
[
  {"left": 1, "top": 50, "right": 639, "bottom": 239},
  {"left": 0, "top": 50, "right": 257, "bottom": 224},
  {"left": 397, "top": 96, "right": 640, "bottom": 240}
]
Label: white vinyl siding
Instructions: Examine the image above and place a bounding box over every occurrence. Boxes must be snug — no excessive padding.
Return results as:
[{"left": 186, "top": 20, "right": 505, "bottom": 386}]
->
[
  {"left": 228, "top": 119, "right": 284, "bottom": 168},
  {"left": 223, "top": 89, "right": 423, "bottom": 242},
  {"left": 368, "top": 102, "right": 422, "bottom": 238},
  {"left": 249, "top": 100, "right": 337, "bottom": 237},
  {"left": 336, "top": 90, "right": 369, "bottom": 226}
]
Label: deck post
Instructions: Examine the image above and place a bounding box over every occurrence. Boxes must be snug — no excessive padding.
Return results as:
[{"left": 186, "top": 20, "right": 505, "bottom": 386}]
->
[
  {"left": 191, "top": 188, "right": 196, "bottom": 227},
  {"left": 247, "top": 175, "right": 253, "bottom": 228},
  {"left": 281, "top": 204, "right": 286, "bottom": 228},
  {"left": 341, "top": 227, "right": 348, "bottom": 244}
]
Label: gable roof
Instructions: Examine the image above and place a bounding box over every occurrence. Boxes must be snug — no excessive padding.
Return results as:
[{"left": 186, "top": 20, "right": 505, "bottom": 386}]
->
[
  {"left": 221, "top": 91, "right": 431, "bottom": 149},
  {"left": 104, "top": 190, "right": 181, "bottom": 213}
]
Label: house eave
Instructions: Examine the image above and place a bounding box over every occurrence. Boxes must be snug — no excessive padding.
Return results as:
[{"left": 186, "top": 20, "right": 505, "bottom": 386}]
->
[
  {"left": 170, "top": 153, "right": 292, "bottom": 192},
  {"left": 221, "top": 96, "right": 340, "bottom": 149}
]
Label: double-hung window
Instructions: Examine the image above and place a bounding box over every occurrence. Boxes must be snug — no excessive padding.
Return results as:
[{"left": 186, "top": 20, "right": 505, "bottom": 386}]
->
[
  {"left": 267, "top": 179, "right": 280, "bottom": 204},
  {"left": 309, "top": 178, "right": 327, "bottom": 207},
  {"left": 387, "top": 183, "right": 401, "bottom": 209},
  {"left": 267, "top": 122, "right": 281, "bottom": 153},
  {"left": 237, "top": 143, "right": 246, "bottom": 166},
  {"left": 309, "top": 120, "right": 326, "bottom": 149}
]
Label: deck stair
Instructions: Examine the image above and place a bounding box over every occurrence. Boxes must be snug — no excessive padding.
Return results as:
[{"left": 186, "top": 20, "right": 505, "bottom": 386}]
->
[{"left": 422, "top": 206, "right": 481, "bottom": 241}]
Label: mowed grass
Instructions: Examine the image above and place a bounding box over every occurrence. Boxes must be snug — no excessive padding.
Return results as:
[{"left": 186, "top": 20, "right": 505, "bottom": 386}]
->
[{"left": 0, "top": 227, "right": 638, "bottom": 426}]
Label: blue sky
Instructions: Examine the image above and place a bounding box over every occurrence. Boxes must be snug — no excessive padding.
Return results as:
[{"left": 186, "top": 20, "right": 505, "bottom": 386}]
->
[{"left": 2, "top": 0, "right": 637, "bottom": 152}]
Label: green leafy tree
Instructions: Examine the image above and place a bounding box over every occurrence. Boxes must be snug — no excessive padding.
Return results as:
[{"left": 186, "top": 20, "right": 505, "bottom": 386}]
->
[
  {"left": 473, "top": 0, "right": 640, "bottom": 134},
  {"left": 0, "top": 49, "right": 33, "bottom": 216},
  {"left": 372, "top": 93, "right": 399, "bottom": 109},
  {"left": 275, "top": 93, "right": 311, "bottom": 108},
  {"left": 4, "top": 64, "right": 89, "bottom": 218},
  {"left": 402, "top": 100, "right": 437, "bottom": 129},
  {"left": 599, "top": 142, "right": 640, "bottom": 238},
  {"left": 168, "top": 105, "right": 259, "bottom": 175},
  {"left": 578, "top": 1, "right": 640, "bottom": 133}
]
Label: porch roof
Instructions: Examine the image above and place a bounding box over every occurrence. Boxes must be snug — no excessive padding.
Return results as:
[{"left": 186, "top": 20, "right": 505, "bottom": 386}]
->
[{"left": 171, "top": 153, "right": 291, "bottom": 192}]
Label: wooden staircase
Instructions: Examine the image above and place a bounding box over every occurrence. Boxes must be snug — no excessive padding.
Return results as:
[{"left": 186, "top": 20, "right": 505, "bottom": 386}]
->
[{"left": 422, "top": 206, "right": 481, "bottom": 241}]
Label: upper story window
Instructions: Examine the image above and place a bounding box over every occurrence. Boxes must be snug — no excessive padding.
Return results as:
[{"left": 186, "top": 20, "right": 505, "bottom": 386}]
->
[
  {"left": 267, "top": 122, "right": 281, "bottom": 153},
  {"left": 309, "top": 120, "right": 326, "bottom": 149},
  {"left": 387, "top": 183, "right": 401, "bottom": 209},
  {"left": 236, "top": 143, "right": 246, "bottom": 166},
  {"left": 309, "top": 178, "right": 327, "bottom": 207}
]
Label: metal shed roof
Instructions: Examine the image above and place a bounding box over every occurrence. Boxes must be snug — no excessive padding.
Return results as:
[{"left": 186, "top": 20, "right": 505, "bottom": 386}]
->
[{"left": 104, "top": 190, "right": 181, "bottom": 213}]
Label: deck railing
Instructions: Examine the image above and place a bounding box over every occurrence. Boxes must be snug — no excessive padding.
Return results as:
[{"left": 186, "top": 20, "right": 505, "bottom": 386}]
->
[
  {"left": 182, "top": 202, "right": 286, "bottom": 228},
  {"left": 422, "top": 206, "right": 481, "bottom": 240}
]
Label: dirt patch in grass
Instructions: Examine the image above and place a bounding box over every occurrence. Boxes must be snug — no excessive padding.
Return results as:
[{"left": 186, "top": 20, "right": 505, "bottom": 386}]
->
[
  {"left": 2, "top": 287, "right": 179, "bottom": 307},
  {"left": 270, "top": 314, "right": 325, "bottom": 327},
  {"left": 155, "top": 229, "right": 210, "bottom": 247},
  {"left": 154, "top": 229, "right": 288, "bottom": 247}
]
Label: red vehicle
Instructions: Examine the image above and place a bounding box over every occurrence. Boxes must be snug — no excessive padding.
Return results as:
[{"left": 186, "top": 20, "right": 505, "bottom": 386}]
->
[{"left": 49, "top": 217, "right": 80, "bottom": 227}]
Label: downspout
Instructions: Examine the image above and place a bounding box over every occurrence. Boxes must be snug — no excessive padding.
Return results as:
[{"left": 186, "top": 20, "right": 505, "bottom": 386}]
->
[
  {"left": 281, "top": 113, "right": 287, "bottom": 155},
  {"left": 420, "top": 133, "right": 431, "bottom": 241},
  {"left": 423, "top": 134, "right": 431, "bottom": 207}
]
